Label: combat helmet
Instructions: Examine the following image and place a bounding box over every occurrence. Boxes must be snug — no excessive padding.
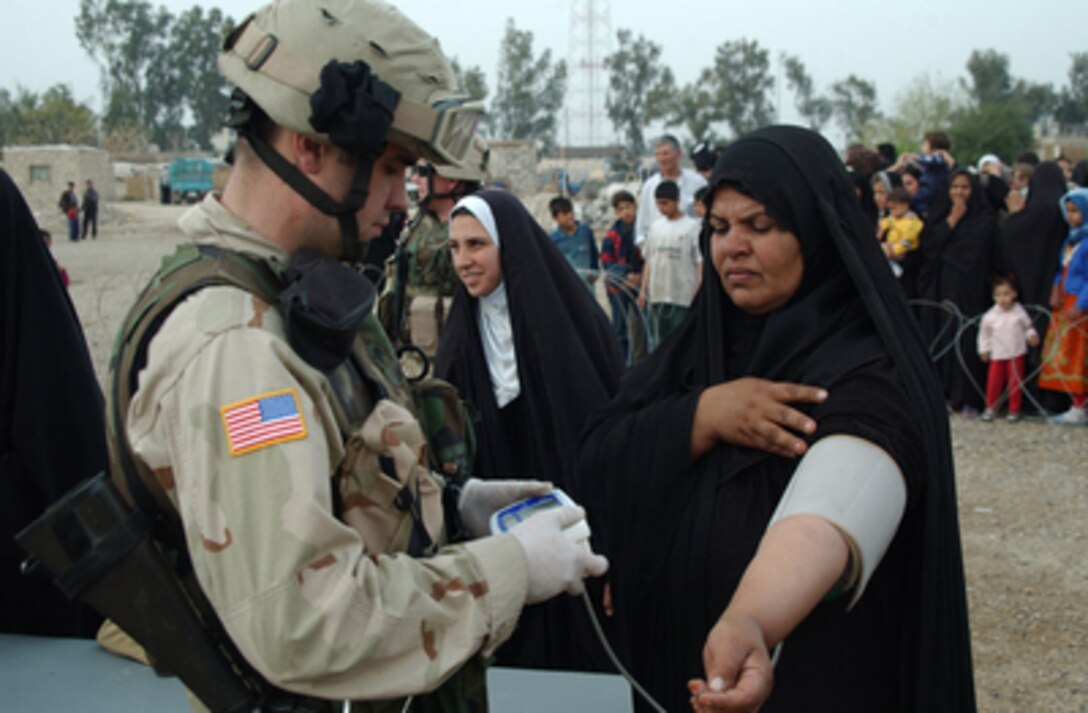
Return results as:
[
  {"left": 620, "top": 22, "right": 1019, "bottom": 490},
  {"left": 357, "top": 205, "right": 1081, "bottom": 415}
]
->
[
  {"left": 434, "top": 135, "right": 489, "bottom": 183},
  {"left": 219, "top": 0, "right": 483, "bottom": 260}
]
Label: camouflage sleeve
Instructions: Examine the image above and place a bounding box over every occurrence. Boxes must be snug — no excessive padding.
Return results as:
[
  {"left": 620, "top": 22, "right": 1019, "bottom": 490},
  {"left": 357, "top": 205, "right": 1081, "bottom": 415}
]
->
[{"left": 128, "top": 294, "right": 526, "bottom": 700}]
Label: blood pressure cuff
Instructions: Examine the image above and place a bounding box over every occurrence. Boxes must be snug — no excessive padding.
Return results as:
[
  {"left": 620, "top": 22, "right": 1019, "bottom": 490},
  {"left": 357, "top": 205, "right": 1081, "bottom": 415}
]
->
[{"left": 767, "top": 434, "right": 907, "bottom": 609}]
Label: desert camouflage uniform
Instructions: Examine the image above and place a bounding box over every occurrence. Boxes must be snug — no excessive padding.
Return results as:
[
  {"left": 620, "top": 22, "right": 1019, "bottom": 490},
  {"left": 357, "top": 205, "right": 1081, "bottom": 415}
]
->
[
  {"left": 125, "top": 195, "right": 526, "bottom": 708},
  {"left": 381, "top": 211, "right": 455, "bottom": 357}
]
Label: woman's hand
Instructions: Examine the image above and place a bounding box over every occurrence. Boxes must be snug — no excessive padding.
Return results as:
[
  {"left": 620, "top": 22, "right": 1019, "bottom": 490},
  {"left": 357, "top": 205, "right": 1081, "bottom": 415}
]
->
[
  {"left": 947, "top": 195, "right": 968, "bottom": 227},
  {"left": 1005, "top": 190, "right": 1024, "bottom": 215},
  {"left": 691, "top": 378, "right": 827, "bottom": 461},
  {"left": 1050, "top": 285, "right": 1064, "bottom": 311},
  {"left": 688, "top": 614, "right": 773, "bottom": 713}
]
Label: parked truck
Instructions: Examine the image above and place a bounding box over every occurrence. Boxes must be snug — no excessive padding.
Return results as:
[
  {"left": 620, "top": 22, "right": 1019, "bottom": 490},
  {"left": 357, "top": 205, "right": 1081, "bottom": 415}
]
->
[{"left": 167, "top": 157, "right": 214, "bottom": 204}]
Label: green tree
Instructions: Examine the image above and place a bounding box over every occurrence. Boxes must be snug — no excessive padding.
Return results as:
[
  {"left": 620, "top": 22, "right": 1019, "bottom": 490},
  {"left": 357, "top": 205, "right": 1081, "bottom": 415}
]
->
[
  {"left": 782, "top": 54, "right": 831, "bottom": 132},
  {"left": 951, "top": 49, "right": 1048, "bottom": 161},
  {"left": 0, "top": 85, "right": 98, "bottom": 146},
  {"left": 669, "top": 76, "right": 723, "bottom": 145},
  {"left": 170, "top": 6, "right": 233, "bottom": 149},
  {"left": 704, "top": 38, "right": 775, "bottom": 137},
  {"left": 603, "top": 29, "right": 676, "bottom": 158},
  {"left": 450, "top": 59, "right": 489, "bottom": 103},
  {"left": 963, "top": 49, "right": 1013, "bottom": 106},
  {"left": 949, "top": 102, "right": 1033, "bottom": 169},
  {"left": 76, "top": 0, "right": 233, "bottom": 150},
  {"left": 829, "top": 75, "right": 881, "bottom": 144},
  {"left": 1055, "top": 52, "right": 1088, "bottom": 131},
  {"left": 961, "top": 49, "right": 1053, "bottom": 124},
  {"left": 76, "top": 0, "right": 170, "bottom": 136},
  {"left": 490, "top": 18, "right": 567, "bottom": 149},
  {"left": 873, "top": 73, "right": 966, "bottom": 154}
]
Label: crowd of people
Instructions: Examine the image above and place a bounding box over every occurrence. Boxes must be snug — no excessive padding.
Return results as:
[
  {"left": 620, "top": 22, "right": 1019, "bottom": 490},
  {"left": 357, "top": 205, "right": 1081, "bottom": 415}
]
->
[
  {"left": 3, "top": 0, "right": 1085, "bottom": 711},
  {"left": 843, "top": 135, "right": 1088, "bottom": 425},
  {"left": 56, "top": 179, "right": 98, "bottom": 242},
  {"left": 533, "top": 131, "right": 1088, "bottom": 428}
]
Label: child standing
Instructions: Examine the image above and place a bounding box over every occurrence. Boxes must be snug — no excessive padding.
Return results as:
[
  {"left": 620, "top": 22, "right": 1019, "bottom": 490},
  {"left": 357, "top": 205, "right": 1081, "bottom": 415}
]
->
[
  {"left": 600, "top": 190, "right": 643, "bottom": 362},
  {"left": 548, "top": 195, "right": 599, "bottom": 291},
  {"left": 1039, "top": 188, "right": 1088, "bottom": 425},
  {"left": 978, "top": 276, "right": 1039, "bottom": 421},
  {"left": 40, "top": 229, "right": 70, "bottom": 287},
  {"left": 880, "top": 187, "right": 924, "bottom": 270},
  {"left": 638, "top": 180, "right": 701, "bottom": 347}
]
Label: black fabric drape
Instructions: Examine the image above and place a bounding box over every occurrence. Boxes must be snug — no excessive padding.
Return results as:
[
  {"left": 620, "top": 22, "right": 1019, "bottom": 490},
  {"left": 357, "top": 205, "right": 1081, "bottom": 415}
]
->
[
  {"left": 1072, "top": 159, "right": 1088, "bottom": 187},
  {"left": 997, "top": 162, "right": 1069, "bottom": 412},
  {"left": 574, "top": 126, "right": 975, "bottom": 712},
  {"left": 0, "top": 169, "right": 107, "bottom": 636},
  {"left": 434, "top": 189, "right": 623, "bottom": 671},
  {"left": 999, "top": 162, "right": 1069, "bottom": 309},
  {"left": 917, "top": 168, "right": 998, "bottom": 410}
]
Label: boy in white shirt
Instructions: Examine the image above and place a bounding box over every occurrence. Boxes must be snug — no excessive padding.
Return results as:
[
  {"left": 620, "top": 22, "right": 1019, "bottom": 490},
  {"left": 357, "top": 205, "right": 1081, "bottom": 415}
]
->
[{"left": 638, "top": 180, "right": 702, "bottom": 347}]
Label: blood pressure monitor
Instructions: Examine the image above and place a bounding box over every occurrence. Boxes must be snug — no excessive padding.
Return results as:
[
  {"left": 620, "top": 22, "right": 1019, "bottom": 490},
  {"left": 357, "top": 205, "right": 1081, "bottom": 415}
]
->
[{"left": 489, "top": 488, "right": 591, "bottom": 544}]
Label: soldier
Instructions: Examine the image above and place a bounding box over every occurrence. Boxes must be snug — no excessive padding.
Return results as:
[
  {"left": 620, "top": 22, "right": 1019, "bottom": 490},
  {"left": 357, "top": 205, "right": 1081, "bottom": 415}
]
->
[
  {"left": 107, "top": 0, "right": 607, "bottom": 710},
  {"left": 380, "top": 138, "right": 488, "bottom": 362}
]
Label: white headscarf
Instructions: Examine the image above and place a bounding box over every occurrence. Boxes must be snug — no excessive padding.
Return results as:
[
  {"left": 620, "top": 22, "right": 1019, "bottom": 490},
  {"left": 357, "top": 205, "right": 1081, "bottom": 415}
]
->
[{"left": 452, "top": 195, "right": 520, "bottom": 407}]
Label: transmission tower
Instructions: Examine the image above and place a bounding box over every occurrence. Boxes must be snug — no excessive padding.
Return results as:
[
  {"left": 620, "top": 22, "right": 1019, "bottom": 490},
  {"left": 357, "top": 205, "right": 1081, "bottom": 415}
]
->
[{"left": 566, "top": 0, "right": 612, "bottom": 148}]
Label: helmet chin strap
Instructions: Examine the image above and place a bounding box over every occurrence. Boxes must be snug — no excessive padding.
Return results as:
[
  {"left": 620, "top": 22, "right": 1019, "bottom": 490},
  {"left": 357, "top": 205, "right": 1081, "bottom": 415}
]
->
[{"left": 243, "top": 129, "right": 377, "bottom": 263}]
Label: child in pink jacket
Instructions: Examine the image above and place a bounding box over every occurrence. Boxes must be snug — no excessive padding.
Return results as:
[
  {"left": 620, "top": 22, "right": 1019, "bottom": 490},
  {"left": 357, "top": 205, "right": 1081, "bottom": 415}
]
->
[{"left": 978, "top": 275, "right": 1039, "bottom": 421}]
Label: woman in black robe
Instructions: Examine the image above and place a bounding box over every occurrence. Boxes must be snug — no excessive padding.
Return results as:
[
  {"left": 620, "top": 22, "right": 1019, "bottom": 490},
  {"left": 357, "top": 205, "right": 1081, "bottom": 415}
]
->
[
  {"left": 998, "top": 161, "right": 1071, "bottom": 413},
  {"left": 435, "top": 190, "right": 623, "bottom": 672},
  {"left": 1, "top": 169, "right": 107, "bottom": 636},
  {"left": 916, "top": 168, "right": 998, "bottom": 413},
  {"left": 574, "top": 127, "right": 974, "bottom": 712},
  {"left": 1072, "top": 159, "right": 1088, "bottom": 188}
]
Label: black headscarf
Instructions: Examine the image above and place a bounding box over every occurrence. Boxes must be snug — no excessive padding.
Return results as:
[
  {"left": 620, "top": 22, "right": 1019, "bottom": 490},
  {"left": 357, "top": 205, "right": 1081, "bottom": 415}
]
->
[
  {"left": 435, "top": 190, "right": 623, "bottom": 672},
  {"left": 917, "top": 168, "right": 998, "bottom": 409},
  {"left": 851, "top": 169, "right": 879, "bottom": 230},
  {"left": 575, "top": 126, "right": 974, "bottom": 711},
  {"left": 999, "top": 161, "right": 1069, "bottom": 309},
  {"left": 0, "top": 169, "right": 106, "bottom": 636},
  {"left": 998, "top": 162, "right": 1074, "bottom": 413},
  {"left": 1072, "top": 159, "right": 1088, "bottom": 188},
  {"left": 435, "top": 189, "right": 623, "bottom": 483}
]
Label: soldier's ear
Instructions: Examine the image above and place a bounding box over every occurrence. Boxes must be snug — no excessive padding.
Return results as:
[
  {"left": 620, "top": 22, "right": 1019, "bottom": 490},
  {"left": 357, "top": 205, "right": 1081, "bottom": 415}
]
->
[{"left": 291, "top": 133, "right": 331, "bottom": 176}]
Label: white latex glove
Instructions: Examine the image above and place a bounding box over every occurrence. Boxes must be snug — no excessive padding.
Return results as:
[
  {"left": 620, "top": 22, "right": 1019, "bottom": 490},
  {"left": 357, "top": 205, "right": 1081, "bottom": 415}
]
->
[
  {"left": 458, "top": 478, "right": 553, "bottom": 537},
  {"left": 508, "top": 506, "right": 609, "bottom": 604}
]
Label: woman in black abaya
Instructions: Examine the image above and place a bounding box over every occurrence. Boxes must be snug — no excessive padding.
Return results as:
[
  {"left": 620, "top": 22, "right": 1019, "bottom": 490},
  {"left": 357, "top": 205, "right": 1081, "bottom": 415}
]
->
[
  {"left": 998, "top": 162, "right": 1071, "bottom": 413},
  {"left": 917, "top": 169, "right": 998, "bottom": 413},
  {"left": 574, "top": 127, "right": 974, "bottom": 712},
  {"left": 435, "top": 190, "right": 623, "bottom": 672},
  {"left": 1, "top": 169, "right": 107, "bottom": 636}
]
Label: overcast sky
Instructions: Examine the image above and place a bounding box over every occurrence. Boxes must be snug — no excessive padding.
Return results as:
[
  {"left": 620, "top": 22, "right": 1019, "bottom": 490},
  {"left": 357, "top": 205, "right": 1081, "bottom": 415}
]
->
[{"left": 3, "top": 0, "right": 1085, "bottom": 147}]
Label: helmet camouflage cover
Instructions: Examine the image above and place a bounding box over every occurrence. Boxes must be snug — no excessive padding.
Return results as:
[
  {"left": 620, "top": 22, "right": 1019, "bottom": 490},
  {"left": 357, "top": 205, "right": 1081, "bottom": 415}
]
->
[
  {"left": 219, "top": 0, "right": 481, "bottom": 167},
  {"left": 434, "top": 135, "right": 489, "bottom": 183}
]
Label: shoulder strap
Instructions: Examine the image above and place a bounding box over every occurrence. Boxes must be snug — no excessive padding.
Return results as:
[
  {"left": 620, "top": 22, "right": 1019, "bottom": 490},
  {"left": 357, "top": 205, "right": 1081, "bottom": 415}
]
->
[{"left": 106, "top": 243, "right": 284, "bottom": 542}]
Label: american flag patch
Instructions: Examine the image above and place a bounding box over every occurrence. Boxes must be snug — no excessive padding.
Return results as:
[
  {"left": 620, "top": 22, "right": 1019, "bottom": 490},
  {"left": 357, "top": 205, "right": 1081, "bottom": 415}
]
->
[{"left": 220, "top": 389, "right": 307, "bottom": 456}]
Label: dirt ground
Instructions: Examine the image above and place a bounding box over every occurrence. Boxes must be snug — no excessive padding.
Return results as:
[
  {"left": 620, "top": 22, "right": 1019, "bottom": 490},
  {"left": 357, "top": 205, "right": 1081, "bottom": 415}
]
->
[{"left": 45, "top": 201, "right": 1088, "bottom": 712}]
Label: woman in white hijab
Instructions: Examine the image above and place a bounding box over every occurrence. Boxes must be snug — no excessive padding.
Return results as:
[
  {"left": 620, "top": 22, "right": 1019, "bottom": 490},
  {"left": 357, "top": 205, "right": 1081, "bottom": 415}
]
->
[{"left": 435, "top": 190, "right": 623, "bottom": 672}]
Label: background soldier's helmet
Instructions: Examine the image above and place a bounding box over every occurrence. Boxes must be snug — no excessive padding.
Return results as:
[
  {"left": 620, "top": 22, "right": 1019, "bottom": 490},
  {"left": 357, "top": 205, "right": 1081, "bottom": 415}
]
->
[
  {"left": 434, "top": 136, "right": 490, "bottom": 183},
  {"left": 218, "top": 0, "right": 482, "bottom": 168}
]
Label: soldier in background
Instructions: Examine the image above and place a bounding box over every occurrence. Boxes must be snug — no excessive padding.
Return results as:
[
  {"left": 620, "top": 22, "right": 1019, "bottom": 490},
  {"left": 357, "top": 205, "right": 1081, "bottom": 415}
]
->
[{"left": 380, "top": 137, "right": 487, "bottom": 364}]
